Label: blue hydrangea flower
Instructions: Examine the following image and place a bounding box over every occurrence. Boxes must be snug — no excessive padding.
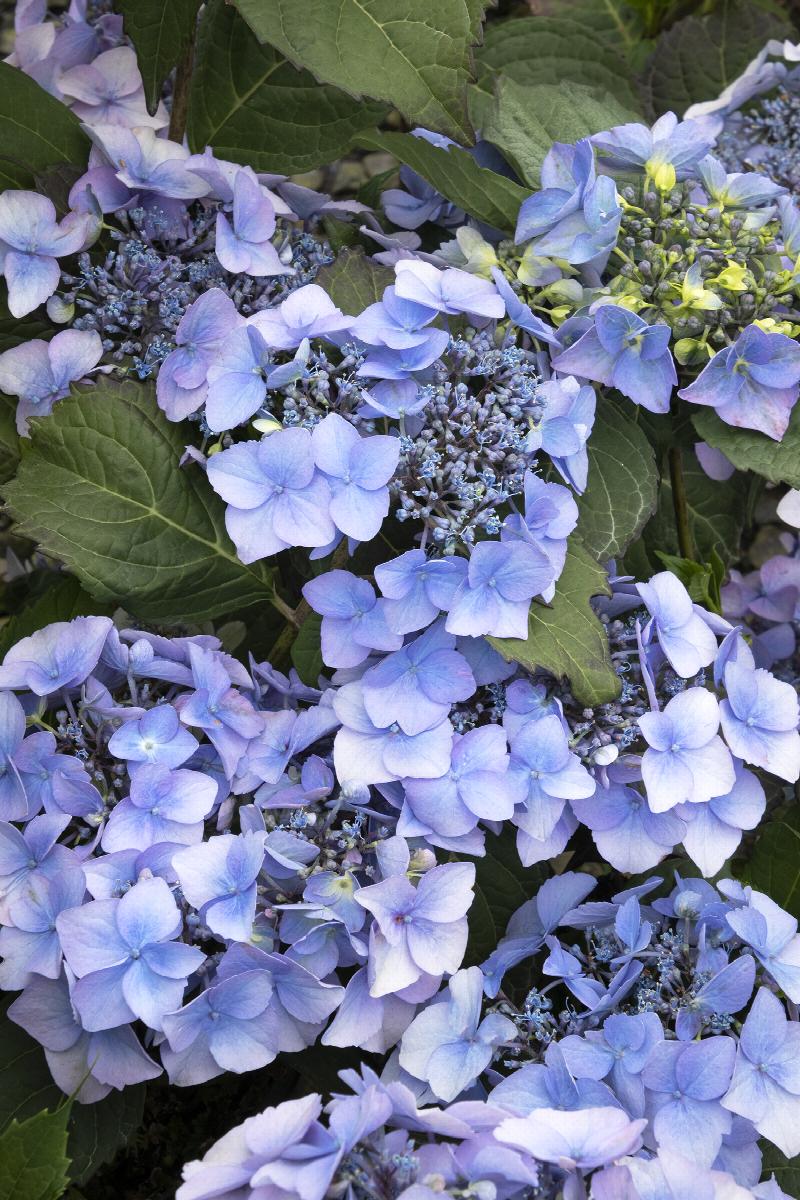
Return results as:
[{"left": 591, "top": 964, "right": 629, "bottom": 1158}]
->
[
  {"left": 726, "top": 889, "right": 800, "bottom": 1003},
  {"left": 496, "top": 1106, "right": 646, "bottom": 1172},
  {"left": 502, "top": 473, "right": 579, "bottom": 599},
  {"left": 393, "top": 260, "right": 504, "bottom": 320},
  {"left": 332, "top": 681, "right": 453, "bottom": 785},
  {"left": 571, "top": 781, "right": 685, "bottom": 874},
  {"left": 0, "top": 328, "right": 103, "bottom": 433},
  {"left": 723, "top": 987, "right": 800, "bottom": 1157},
  {"left": 85, "top": 124, "right": 210, "bottom": 200},
  {"left": 156, "top": 288, "right": 241, "bottom": 422},
  {"left": 374, "top": 550, "right": 467, "bottom": 635},
  {"left": 508, "top": 712, "right": 595, "bottom": 845},
  {"left": 403, "top": 724, "right": 517, "bottom": 840},
  {"left": 553, "top": 305, "right": 677, "bottom": 414},
  {"left": 215, "top": 168, "right": 290, "bottom": 278},
  {"left": 311, "top": 413, "right": 399, "bottom": 542},
  {"left": 108, "top": 704, "right": 199, "bottom": 770},
  {"left": 398, "top": 966, "right": 517, "bottom": 1101},
  {"left": 302, "top": 570, "right": 403, "bottom": 668},
  {"left": 172, "top": 830, "right": 266, "bottom": 942},
  {"left": 101, "top": 764, "right": 217, "bottom": 853},
  {"left": 0, "top": 615, "right": 112, "bottom": 695},
  {"left": 641, "top": 1036, "right": 737, "bottom": 1167},
  {"left": 354, "top": 861, "right": 474, "bottom": 996},
  {"left": 361, "top": 620, "right": 475, "bottom": 735},
  {"left": 560, "top": 1012, "right": 663, "bottom": 1118},
  {"left": 0, "top": 865, "right": 86, "bottom": 990},
  {"left": 445, "top": 541, "right": 553, "bottom": 640},
  {"left": 207, "top": 430, "right": 336, "bottom": 562},
  {"left": 0, "top": 190, "right": 94, "bottom": 317},
  {"left": 58, "top": 45, "right": 164, "bottom": 128},
  {"left": 637, "top": 571, "right": 720, "bottom": 677},
  {"left": 56, "top": 875, "right": 205, "bottom": 1031},
  {"left": 720, "top": 661, "right": 800, "bottom": 782},
  {"left": 638, "top": 688, "right": 736, "bottom": 813},
  {"left": 679, "top": 325, "right": 800, "bottom": 440},
  {"left": 250, "top": 284, "right": 351, "bottom": 350},
  {"left": 524, "top": 374, "right": 596, "bottom": 492},
  {"left": 679, "top": 765, "right": 765, "bottom": 877},
  {"left": 592, "top": 111, "right": 718, "bottom": 189}
]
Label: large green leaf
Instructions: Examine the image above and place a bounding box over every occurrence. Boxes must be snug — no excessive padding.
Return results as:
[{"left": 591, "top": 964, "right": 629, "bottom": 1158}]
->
[
  {"left": 464, "top": 828, "right": 547, "bottom": 966},
  {"left": 646, "top": 0, "right": 793, "bottom": 116},
  {"left": 0, "top": 1002, "right": 144, "bottom": 1187},
  {"left": 577, "top": 402, "right": 657, "bottom": 561},
  {"left": 740, "top": 811, "right": 800, "bottom": 919},
  {"left": 471, "top": 16, "right": 641, "bottom": 125},
  {"left": 489, "top": 537, "right": 619, "bottom": 706},
  {"left": 0, "top": 1108, "right": 70, "bottom": 1200},
  {"left": 315, "top": 249, "right": 393, "bottom": 314},
  {"left": 116, "top": 0, "right": 201, "bottom": 114},
  {"left": 644, "top": 455, "right": 748, "bottom": 565},
  {"left": 356, "top": 131, "right": 528, "bottom": 233},
  {"left": 3, "top": 379, "right": 276, "bottom": 624},
  {"left": 760, "top": 1144, "right": 800, "bottom": 1196},
  {"left": 188, "top": 0, "right": 386, "bottom": 175},
  {"left": 481, "top": 78, "right": 639, "bottom": 188},
  {"left": 0, "top": 65, "right": 91, "bottom": 190},
  {"left": 232, "top": 0, "right": 486, "bottom": 143},
  {"left": 692, "top": 407, "right": 800, "bottom": 489}
]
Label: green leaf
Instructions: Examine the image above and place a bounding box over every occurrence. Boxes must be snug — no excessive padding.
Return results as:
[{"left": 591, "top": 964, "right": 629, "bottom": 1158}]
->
[
  {"left": 187, "top": 0, "right": 386, "bottom": 175},
  {"left": 646, "top": 0, "right": 793, "bottom": 116},
  {"left": 0, "top": 296, "right": 54, "bottom": 356},
  {"left": 759, "top": 1143, "right": 800, "bottom": 1196},
  {"left": 576, "top": 401, "right": 657, "bottom": 561},
  {"left": 315, "top": 248, "right": 393, "bottom": 314},
  {"left": 0, "top": 64, "right": 91, "bottom": 190},
  {"left": 355, "top": 131, "right": 529, "bottom": 234},
  {"left": 481, "top": 77, "right": 639, "bottom": 188},
  {"left": 471, "top": 16, "right": 642, "bottom": 121},
  {"left": 489, "top": 537, "right": 619, "bottom": 706},
  {"left": 740, "top": 810, "right": 800, "bottom": 919},
  {"left": 644, "top": 452, "right": 747, "bottom": 564},
  {"left": 465, "top": 828, "right": 547, "bottom": 967},
  {"left": 232, "top": 0, "right": 486, "bottom": 143},
  {"left": 692, "top": 406, "right": 800, "bottom": 489},
  {"left": 3, "top": 378, "right": 276, "bottom": 625},
  {"left": 0, "top": 1108, "right": 70, "bottom": 1200},
  {"left": 117, "top": 0, "right": 200, "bottom": 114},
  {"left": 0, "top": 573, "right": 107, "bottom": 660},
  {"left": 290, "top": 613, "right": 324, "bottom": 686},
  {"left": 0, "top": 1002, "right": 144, "bottom": 1187}
]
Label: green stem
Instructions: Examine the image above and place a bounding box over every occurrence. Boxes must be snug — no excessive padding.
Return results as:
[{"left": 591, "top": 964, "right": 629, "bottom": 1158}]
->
[{"left": 668, "top": 446, "right": 696, "bottom": 562}]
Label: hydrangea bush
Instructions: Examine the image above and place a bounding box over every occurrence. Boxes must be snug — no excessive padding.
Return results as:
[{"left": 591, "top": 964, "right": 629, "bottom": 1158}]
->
[{"left": 0, "top": 0, "right": 799, "bottom": 1197}]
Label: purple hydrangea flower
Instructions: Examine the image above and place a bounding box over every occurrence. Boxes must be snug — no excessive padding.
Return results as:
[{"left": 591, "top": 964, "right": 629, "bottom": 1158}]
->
[
  {"left": 501, "top": 473, "right": 578, "bottom": 599},
  {"left": 178, "top": 644, "right": 264, "bottom": 779},
  {"left": 349, "top": 285, "right": 447, "bottom": 354},
  {"left": 393, "top": 260, "right": 504, "bottom": 320},
  {"left": 637, "top": 571, "right": 719, "bottom": 677},
  {"left": 156, "top": 289, "right": 242, "bottom": 422},
  {"left": 374, "top": 550, "right": 467, "bottom": 635},
  {"left": 675, "top": 956, "right": 755, "bottom": 1042},
  {"left": 679, "top": 765, "right": 765, "bottom": 877},
  {"left": 0, "top": 615, "right": 112, "bottom": 695},
  {"left": 445, "top": 541, "right": 553, "bottom": 640},
  {"left": 355, "top": 861, "right": 475, "bottom": 996},
  {"left": 571, "top": 781, "right": 685, "bottom": 874},
  {"left": 524, "top": 374, "right": 596, "bottom": 492},
  {"left": 560, "top": 1011, "right": 663, "bottom": 1118},
  {"left": 9, "top": 972, "right": 161, "bottom": 1101},
  {"left": 507, "top": 713, "right": 595, "bottom": 846},
  {"left": 206, "top": 430, "right": 335, "bottom": 562},
  {"left": 172, "top": 831, "right": 266, "bottom": 942},
  {"left": 720, "top": 661, "right": 800, "bottom": 781},
  {"left": 0, "top": 691, "right": 38, "bottom": 821},
  {"left": 399, "top": 967, "right": 517, "bottom": 1101},
  {"left": 204, "top": 324, "right": 305, "bottom": 433},
  {"left": 0, "top": 864, "right": 86, "bottom": 989},
  {"left": 553, "top": 305, "right": 677, "bottom": 414},
  {"left": 332, "top": 681, "right": 453, "bottom": 785},
  {"left": 0, "top": 190, "right": 94, "bottom": 317},
  {"left": 107, "top": 704, "right": 199, "bottom": 770},
  {"left": 215, "top": 168, "right": 290, "bottom": 277},
  {"left": 85, "top": 124, "right": 210, "bottom": 200},
  {"left": 311, "top": 413, "right": 399, "bottom": 541},
  {"left": 678, "top": 325, "right": 800, "bottom": 440},
  {"left": 0, "top": 328, "right": 103, "bottom": 433},
  {"left": 496, "top": 1106, "right": 646, "bottom": 1171},
  {"left": 403, "top": 724, "right": 517, "bottom": 839},
  {"left": 101, "top": 764, "right": 217, "bottom": 853},
  {"left": 361, "top": 621, "right": 475, "bottom": 735},
  {"left": 638, "top": 688, "right": 736, "bottom": 812},
  {"left": 722, "top": 987, "right": 800, "bottom": 1157},
  {"left": 58, "top": 46, "right": 164, "bottom": 128},
  {"left": 56, "top": 876, "right": 205, "bottom": 1031},
  {"left": 250, "top": 284, "right": 351, "bottom": 349},
  {"left": 726, "top": 889, "right": 800, "bottom": 1002},
  {"left": 0, "top": 814, "right": 74, "bottom": 922},
  {"left": 642, "top": 1037, "right": 736, "bottom": 1166},
  {"left": 302, "top": 571, "right": 403, "bottom": 669}
]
